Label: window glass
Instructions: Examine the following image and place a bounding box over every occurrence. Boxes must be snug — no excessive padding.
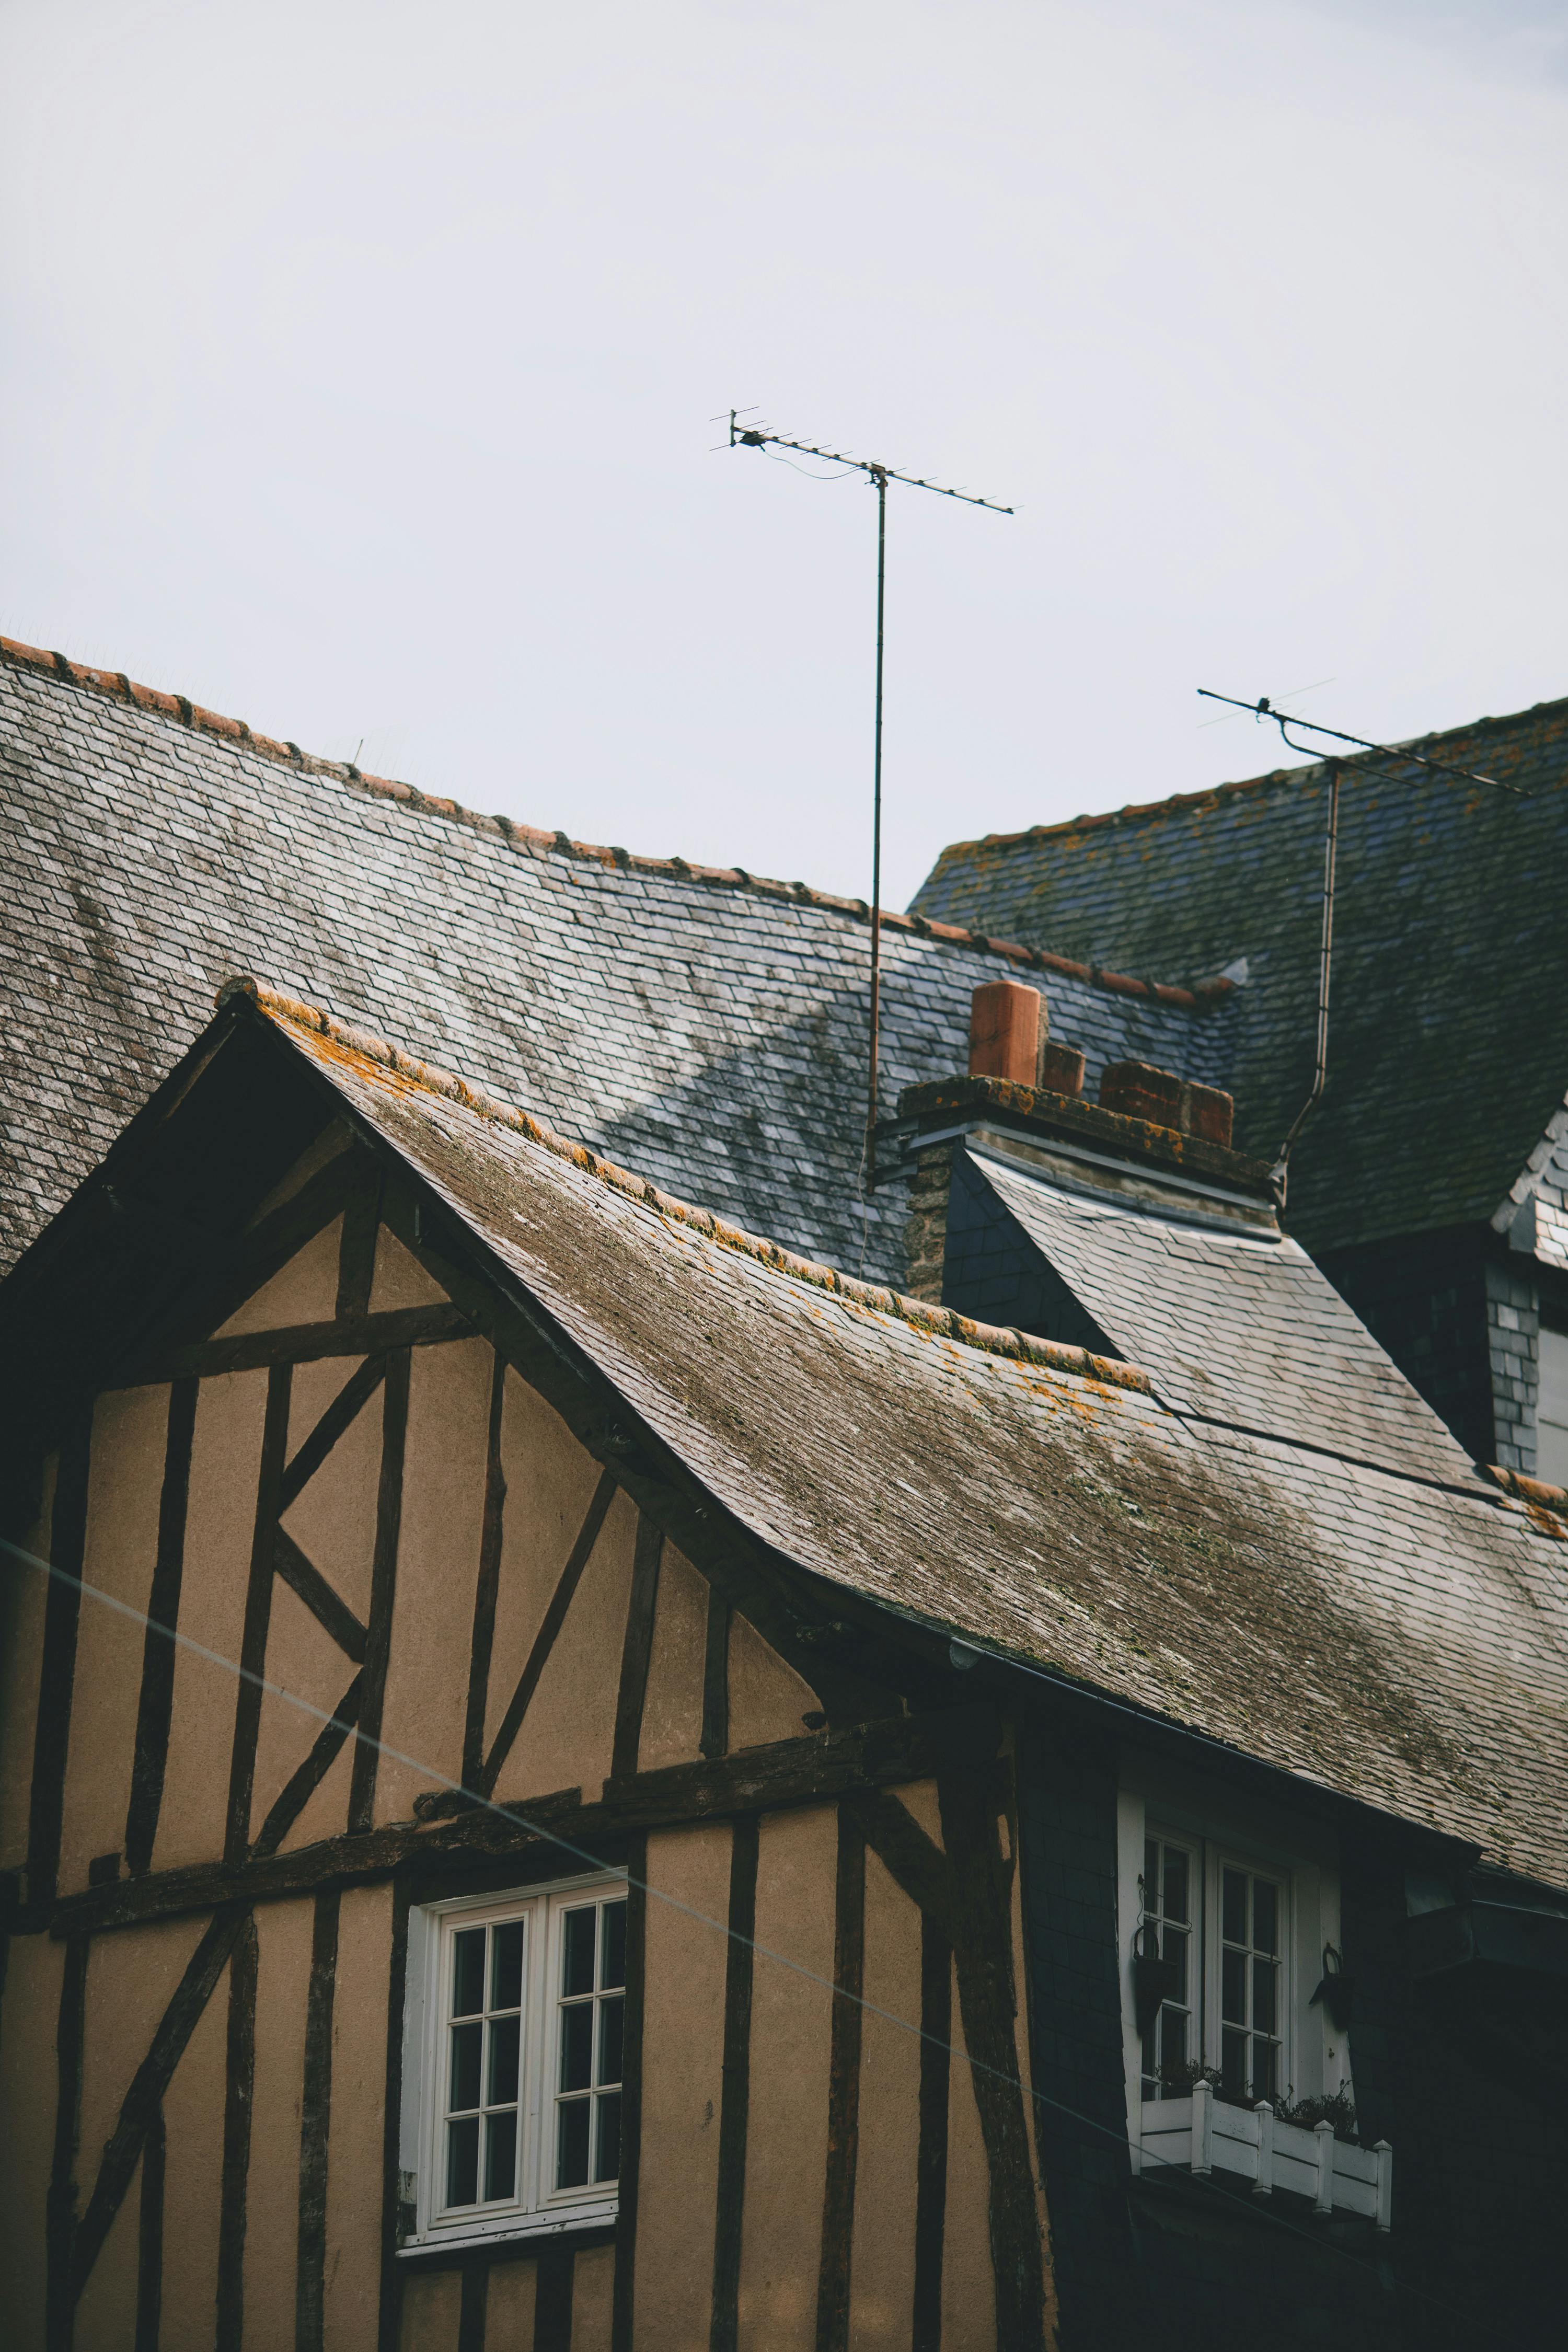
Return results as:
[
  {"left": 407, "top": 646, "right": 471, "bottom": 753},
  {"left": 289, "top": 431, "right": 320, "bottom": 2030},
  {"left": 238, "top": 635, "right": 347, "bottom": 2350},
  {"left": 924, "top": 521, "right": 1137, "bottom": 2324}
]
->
[
  {"left": 1218, "top": 1864, "right": 1284, "bottom": 2104},
  {"left": 1537, "top": 1327, "right": 1568, "bottom": 1486},
  {"left": 442, "top": 1915, "right": 526, "bottom": 2211},
  {"left": 555, "top": 1897, "right": 627, "bottom": 2190}
]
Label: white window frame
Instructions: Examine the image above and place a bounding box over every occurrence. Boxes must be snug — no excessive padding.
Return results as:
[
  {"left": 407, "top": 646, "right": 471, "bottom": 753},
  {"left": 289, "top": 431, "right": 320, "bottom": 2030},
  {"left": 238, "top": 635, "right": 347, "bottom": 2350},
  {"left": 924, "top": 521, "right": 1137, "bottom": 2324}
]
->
[
  {"left": 1117, "top": 1775, "right": 1347, "bottom": 2148},
  {"left": 398, "top": 1869, "right": 628, "bottom": 2254}
]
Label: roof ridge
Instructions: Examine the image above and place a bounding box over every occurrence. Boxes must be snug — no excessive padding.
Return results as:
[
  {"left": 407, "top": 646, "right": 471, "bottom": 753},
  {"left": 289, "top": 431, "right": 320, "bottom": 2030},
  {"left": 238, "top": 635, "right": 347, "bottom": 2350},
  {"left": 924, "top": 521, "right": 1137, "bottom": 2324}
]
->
[
  {"left": 223, "top": 973, "right": 1151, "bottom": 1397},
  {"left": 1, "top": 632, "right": 1229, "bottom": 1014},
  {"left": 931, "top": 691, "right": 1568, "bottom": 867}
]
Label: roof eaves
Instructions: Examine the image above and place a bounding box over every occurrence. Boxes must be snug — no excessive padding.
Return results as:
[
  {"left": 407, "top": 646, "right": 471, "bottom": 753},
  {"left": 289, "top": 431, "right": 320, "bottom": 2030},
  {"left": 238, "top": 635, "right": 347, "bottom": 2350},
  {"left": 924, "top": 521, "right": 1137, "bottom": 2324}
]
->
[
  {"left": 1, "top": 633, "right": 1230, "bottom": 1014},
  {"left": 224, "top": 975, "right": 1152, "bottom": 1397}
]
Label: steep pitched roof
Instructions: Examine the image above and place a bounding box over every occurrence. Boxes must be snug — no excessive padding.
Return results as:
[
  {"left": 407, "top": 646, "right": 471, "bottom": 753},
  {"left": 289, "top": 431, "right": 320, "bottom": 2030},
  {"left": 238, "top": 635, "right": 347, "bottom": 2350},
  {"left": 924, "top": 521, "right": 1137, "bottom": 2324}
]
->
[
  {"left": 0, "top": 638, "right": 1233, "bottom": 1283},
  {"left": 26, "top": 979, "right": 1562, "bottom": 1885},
  {"left": 912, "top": 695, "right": 1568, "bottom": 1255}
]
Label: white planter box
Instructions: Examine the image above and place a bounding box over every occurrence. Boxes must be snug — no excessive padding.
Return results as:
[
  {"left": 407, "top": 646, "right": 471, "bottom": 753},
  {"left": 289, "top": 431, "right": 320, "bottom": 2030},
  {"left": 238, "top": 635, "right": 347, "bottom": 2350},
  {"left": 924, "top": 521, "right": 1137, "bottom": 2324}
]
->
[{"left": 1136, "top": 2083, "right": 1391, "bottom": 2230}]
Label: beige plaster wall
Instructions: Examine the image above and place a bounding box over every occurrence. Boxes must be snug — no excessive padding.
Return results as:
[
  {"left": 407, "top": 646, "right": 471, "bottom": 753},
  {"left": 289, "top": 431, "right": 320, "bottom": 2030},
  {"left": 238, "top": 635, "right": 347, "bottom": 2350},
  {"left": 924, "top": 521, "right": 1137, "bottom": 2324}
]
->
[
  {"left": 482, "top": 2257, "right": 538, "bottom": 2346},
  {"left": 847, "top": 1846, "right": 923, "bottom": 2349},
  {"left": 244, "top": 1896, "right": 314, "bottom": 2343},
  {"left": 154, "top": 1368, "right": 269, "bottom": 1873},
  {"left": 636, "top": 1543, "right": 707, "bottom": 1772},
  {"left": 571, "top": 2241, "right": 616, "bottom": 2348},
  {"left": 632, "top": 1821, "right": 731, "bottom": 2348},
  {"left": 58, "top": 1384, "right": 170, "bottom": 1894},
  {"left": 371, "top": 1225, "right": 449, "bottom": 1311},
  {"left": 483, "top": 1370, "right": 605, "bottom": 1759},
  {"left": 494, "top": 1483, "right": 637, "bottom": 1807},
  {"left": 157, "top": 1943, "right": 230, "bottom": 2346},
  {"left": 0, "top": 1931, "right": 62, "bottom": 2349},
  {"left": 326, "top": 1883, "right": 396, "bottom": 2349},
  {"left": 283, "top": 1352, "right": 379, "bottom": 1622},
  {"left": 376, "top": 1338, "right": 492, "bottom": 1825},
  {"left": 736, "top": 1803, "right": 836, "bottom": 2352},
  {"left": 727, "top": 1611, "right": 817, "bottom": 1751},
  {"left": 217, "top": 1217, "right": 343, "bottom": 1335},
  {"left": 399, "top": 2265, "right": 462, "bottom": 2350}
]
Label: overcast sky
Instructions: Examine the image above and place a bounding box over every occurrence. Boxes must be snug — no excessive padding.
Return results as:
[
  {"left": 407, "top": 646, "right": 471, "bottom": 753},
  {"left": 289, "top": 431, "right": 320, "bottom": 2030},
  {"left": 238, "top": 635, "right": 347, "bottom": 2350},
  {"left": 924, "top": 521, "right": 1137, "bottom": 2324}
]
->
[{"left": 4, "top": 0, "right": 1565, "bottom": 906}]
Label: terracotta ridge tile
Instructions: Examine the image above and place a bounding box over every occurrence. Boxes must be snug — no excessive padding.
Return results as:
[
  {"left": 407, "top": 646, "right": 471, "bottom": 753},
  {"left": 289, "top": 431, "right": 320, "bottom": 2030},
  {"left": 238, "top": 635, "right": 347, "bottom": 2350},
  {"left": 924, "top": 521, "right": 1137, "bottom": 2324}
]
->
[
  {"left": 218, "top": 974, "right": 1152, "bottom": 1396},
  {"left": 931, "top": 693, "right": 1568, "bottom": 866},
  {"left": 1, "top": 633, "right": 1225, "bottom": 1012}
]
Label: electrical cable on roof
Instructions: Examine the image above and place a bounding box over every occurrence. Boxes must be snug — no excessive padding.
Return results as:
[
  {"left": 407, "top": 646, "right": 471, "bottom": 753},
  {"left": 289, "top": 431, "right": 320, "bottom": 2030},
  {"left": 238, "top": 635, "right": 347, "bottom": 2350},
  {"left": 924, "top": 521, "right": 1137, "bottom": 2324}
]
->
[{"left": 1, "top": 1527, "right": 1445, "bottom": 2309}]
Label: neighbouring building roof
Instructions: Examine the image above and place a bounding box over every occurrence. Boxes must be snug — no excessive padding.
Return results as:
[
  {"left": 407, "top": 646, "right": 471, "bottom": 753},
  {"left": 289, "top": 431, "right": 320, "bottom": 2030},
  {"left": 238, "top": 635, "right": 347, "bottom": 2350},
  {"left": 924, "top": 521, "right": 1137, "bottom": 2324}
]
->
[
  {"left": 0, "top": 638, "right": 1234, "bottom": 1283},
  {"left": 911, "top": 695, "right": 1568, "bottom": 1257},
  {"left": 32, "top": 977, "right": 1564, "bottom": 1886}
]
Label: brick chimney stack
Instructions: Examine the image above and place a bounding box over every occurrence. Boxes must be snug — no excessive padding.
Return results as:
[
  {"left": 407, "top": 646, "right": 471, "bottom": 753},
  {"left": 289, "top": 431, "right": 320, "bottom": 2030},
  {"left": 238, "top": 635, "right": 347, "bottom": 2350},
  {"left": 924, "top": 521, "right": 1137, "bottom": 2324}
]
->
[
  {"left": 1098, "top": 1060, "right": 1234, "bottom": 1147},
  {"left": 967, "top": 979, "right": 1085, "bottom": 1098}
]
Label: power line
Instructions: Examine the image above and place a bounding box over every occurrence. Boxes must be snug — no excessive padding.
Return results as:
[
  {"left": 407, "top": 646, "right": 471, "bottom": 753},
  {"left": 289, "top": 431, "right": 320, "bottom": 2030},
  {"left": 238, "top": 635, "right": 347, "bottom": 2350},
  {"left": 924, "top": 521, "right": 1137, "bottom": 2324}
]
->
[{"left": 1, "top": 1527, "right": 1432, "bottom": 2302}]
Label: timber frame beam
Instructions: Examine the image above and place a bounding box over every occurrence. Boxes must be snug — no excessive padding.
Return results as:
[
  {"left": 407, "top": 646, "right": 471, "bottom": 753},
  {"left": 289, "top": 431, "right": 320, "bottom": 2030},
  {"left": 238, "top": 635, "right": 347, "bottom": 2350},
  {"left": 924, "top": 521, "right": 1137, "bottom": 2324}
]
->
[{"left": 52, "top": 1703, "right": 1004, "bottom": 1940}]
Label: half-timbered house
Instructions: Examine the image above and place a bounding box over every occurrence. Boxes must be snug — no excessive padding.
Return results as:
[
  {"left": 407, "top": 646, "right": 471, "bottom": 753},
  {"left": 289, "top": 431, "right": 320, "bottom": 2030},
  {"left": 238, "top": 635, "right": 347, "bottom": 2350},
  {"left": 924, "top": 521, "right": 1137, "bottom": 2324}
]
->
[{"left": 4, "top": 977, "right": 1567, "bottom": 2349}]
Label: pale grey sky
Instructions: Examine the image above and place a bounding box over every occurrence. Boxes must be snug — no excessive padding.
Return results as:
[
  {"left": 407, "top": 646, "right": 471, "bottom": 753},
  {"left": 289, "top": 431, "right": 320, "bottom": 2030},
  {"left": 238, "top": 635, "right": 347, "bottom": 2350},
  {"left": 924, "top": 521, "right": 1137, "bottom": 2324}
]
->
[{"left": 4, "top": 0, "right": 1565, "bottom": 905}]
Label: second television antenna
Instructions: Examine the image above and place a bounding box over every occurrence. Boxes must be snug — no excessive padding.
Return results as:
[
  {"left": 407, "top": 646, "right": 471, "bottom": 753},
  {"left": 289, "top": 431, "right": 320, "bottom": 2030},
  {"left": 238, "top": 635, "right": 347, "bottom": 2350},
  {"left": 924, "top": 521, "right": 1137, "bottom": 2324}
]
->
[{"left": 724, "top": 410, "right": 1014, "bottom": 1175}]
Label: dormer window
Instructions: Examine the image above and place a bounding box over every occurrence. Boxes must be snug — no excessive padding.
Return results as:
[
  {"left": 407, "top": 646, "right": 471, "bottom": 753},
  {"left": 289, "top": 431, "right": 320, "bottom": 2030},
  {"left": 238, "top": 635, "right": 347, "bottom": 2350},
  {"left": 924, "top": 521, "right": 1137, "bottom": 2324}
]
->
[{"left": 1138, "top": 1831, "right": 1288, "bottom": 2104}]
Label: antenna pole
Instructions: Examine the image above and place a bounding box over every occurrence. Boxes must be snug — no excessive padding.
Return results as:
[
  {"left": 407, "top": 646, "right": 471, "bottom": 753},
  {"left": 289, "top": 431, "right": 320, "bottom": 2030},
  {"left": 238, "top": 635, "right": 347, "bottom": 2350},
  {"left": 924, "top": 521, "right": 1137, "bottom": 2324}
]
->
[
  {"left": 1273, "top": 757, "right": 1339, "bottom": 1205},
  {"left": 724, "top": 411, "right": 1012, "bottom": 1192},
  {"left": 867, "top": 466, "right": 887, "bottom": 1166}
]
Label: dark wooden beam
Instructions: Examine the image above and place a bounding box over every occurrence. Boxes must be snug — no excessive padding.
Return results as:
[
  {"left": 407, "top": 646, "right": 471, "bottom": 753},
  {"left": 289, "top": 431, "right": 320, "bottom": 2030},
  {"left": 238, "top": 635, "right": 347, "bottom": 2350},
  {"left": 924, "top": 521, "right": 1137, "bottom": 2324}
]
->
[
  {"left": 700, "top": 1588, "right": 731, "bottom": 1763},
  {"left": 123, "top": 1302, "right": 471, "bottom": 1385},
  {"left": 250, "top": 1676, "right": 364, "bottom": 1862},
  {"left": 44, "top": 1933, "right": 88, "bottom": 2352},
  {"left": 457, "top": 2254, "right": 489, "bottom": 2352},
  {"left": 709, "top": 1813, "right": 758, "bottom": 2352},
  {"left": 295, "top": 1887, "right": 340, "bottom": 2352},
  {"left": 224, "top": 1367, "right": 292, "bottom": 1865},
  {"left": 937, "top": 1769, "right": 1047, "bottom": 2349},
  {"left": 28, "top": 1409, "right": 91, "bottom": 1921},
  {"left": 279, "top": 1352, "right": 390, "bottom": 1513},
  {"left": 273, "top": 1528, "right": 369, "bottom": 1665},
  {"left": 912, "top": 1916, "right": 951, "bottom": 2352},
  {"left": 56, "top": 1707, "right": 1001, "bottom": 1941},
  {"left": 612, "top": 1516, "right": 664, "bottom": 1781},
  {"left": 815, "top": 1803, "right": 865, "bottom": 2352},
  {"left": 610, "top": 1832, "right": 648, "bottom": 2352},
  {"left": 217, "top": 1910, "right": 258, "bottom": 2350},
  {"left": 133, "top": 2104, "right": 165, "bottom": 2352},
  {"left": 336, "top": 1175, "right": 383, "bottom": 1323},
  {"left": 350, "top": 1352, "right": 411, "bottom": 1833},
  {"left": 70, "top": 1905, "right": 250, "bottom": 2301},
  {"left": 462, "top": 1351, "right": 508, "bottom": 1786},
  {"left": 534, "top": 2241, "right": 575, "bottom": 2352},
  {"left": 125, "top": 1378, "right": 199, "bottom": 1875}
]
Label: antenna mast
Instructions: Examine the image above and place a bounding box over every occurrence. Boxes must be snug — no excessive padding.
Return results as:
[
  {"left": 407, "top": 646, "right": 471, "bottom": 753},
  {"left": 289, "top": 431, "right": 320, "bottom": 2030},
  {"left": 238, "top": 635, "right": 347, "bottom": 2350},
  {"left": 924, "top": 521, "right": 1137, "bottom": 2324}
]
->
[
  {"left": 1196, "top": 689, "right": 1525, "bottom": 1203},
  {"left": 727, "top": 411, "right": 1013, "bottom": 1179}
]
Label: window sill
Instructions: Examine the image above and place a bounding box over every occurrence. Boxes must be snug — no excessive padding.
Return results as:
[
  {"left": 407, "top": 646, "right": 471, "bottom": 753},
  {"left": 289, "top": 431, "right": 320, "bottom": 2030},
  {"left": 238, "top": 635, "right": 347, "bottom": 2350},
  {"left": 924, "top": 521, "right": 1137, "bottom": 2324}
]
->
[
  {"left": 398, "top": 2200, "right": 618, "bottom": 2260},
  {"left": 1136, "top": 2087, "right": 1390, "bottom": 2229}
]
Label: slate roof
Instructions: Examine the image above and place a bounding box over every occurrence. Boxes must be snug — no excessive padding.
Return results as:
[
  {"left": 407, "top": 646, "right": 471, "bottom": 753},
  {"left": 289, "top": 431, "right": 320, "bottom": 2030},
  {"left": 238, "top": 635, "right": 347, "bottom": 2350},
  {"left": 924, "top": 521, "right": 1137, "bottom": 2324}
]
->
[
  {"left": 963, "top": 1145, "right": 1479, "bottom": 1486},
  {"left": 108, "top": 984, "right": 1568, "bottom": 1885},
  {"left": 912, "top": 696, "right": 1568, "bottom": 1256},
  {"left": 0, "top": 638, "right": 1234, "bottom": 1284}
]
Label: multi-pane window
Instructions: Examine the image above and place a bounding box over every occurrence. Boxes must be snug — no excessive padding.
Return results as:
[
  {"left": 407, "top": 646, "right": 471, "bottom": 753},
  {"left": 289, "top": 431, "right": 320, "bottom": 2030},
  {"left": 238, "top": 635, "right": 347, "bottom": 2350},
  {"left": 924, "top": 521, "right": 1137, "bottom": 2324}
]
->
[
  {"left": 444, "top": 1915, "right": 526, "bottom": 2207},
  {"left": 555, "top": 1896, "right": 626, "bottom": 2192},
  {"left": 1219, "top": 1864, "right": 1283, "bottom": 2103},
  {"left": 1136, "top": 1829, "right": 1293, "bottom": 2107},
  {"left": 1140, "top": 1836, "right": 1196, "bottom": 2099},
  {"left": 414, "top": 1873, "right": 627, "bottom": 2244}
]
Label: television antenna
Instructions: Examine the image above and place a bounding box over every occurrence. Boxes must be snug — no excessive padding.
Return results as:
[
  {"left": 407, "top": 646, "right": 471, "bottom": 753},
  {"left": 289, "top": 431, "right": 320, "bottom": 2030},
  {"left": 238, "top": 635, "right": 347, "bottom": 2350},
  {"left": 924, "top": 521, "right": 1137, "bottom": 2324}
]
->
[
  {"left": 724, "top": 409, "right": 1014, "bottom": 1174},
  {"left": 1196, "top": 689, "right": 1526, "bottom": 1203}
]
